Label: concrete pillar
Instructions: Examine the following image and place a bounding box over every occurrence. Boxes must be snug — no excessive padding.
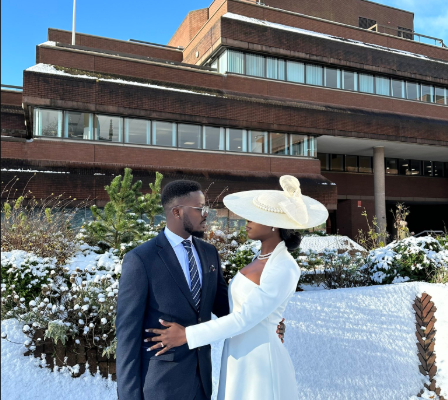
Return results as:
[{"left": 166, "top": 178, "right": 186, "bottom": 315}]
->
[{"left": 373, "top": 146, "right": 386, "bottom": 237}]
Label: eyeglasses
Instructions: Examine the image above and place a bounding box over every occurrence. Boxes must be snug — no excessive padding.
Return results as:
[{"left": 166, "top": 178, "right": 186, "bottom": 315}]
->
[{"left": 172, "top": 205, "right": 210, "bottom": 217}]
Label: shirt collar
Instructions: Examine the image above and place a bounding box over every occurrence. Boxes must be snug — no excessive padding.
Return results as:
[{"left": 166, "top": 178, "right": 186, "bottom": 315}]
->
[{"left": 164, "top": 226, "right": 192, "bottom": 248}]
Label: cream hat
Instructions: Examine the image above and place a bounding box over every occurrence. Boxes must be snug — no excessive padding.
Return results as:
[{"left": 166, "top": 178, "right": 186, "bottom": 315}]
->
[{"left": 223, "top": 175, "right": 329, "bottom": 229}]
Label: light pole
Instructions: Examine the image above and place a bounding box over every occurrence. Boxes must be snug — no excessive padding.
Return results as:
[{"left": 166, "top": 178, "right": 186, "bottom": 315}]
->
[{"left": 72, "top": 0, "right": 77, "bottom": 45}]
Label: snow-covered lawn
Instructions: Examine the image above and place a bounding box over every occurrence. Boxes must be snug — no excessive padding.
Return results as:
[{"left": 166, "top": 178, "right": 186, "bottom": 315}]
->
[{"left": 2, "top": 282, "right": 447, "bottom": 399}]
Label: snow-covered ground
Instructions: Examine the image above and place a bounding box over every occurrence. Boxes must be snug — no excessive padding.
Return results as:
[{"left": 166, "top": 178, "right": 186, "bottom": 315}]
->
[
  {"left": 2, "top": 282, "right": 446, "bottom": 399},
  {"left": 300, "top": 235, "right": 365, "bottom": 253}
]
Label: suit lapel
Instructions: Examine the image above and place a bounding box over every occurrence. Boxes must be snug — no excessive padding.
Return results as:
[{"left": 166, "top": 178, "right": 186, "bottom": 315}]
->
[
  {"left": 156, "top": 230, "right": 197, "bottom": 312},
  {"left": 193, "top": 237, "right": 210, "bottom": 315}
]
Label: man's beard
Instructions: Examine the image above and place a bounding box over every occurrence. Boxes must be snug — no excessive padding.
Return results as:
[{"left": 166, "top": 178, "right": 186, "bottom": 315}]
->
[{"left": 183, "top": 213, "right": 206, "bottom": 239}]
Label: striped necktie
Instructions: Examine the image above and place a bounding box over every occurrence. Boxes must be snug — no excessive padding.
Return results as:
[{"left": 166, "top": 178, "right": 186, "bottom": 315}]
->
[{"left": 181, "top": 239, "right": 201, "bottom": 312}]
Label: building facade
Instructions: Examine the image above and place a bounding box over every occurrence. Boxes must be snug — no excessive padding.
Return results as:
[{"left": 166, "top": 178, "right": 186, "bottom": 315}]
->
[{"left": 1, "top": 0, "right": 447, "bottom": 237}]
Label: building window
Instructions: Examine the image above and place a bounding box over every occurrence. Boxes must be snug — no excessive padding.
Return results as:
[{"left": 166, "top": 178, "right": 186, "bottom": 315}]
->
[
  {"left": 408, "top": 160, "right": 422, "bottom": 176},
  {"left": 330, "top": 154, "right": 344, "bottom": 171},
  {"left": 308, "top": 136, "right": 316, "bottom": 157},
  {"left": 218, "top": 51, "right": 228, "bottom": 74},
  {"left": 249, "top": 131, "right": 268, "bottom": 153},
  {"left": 317, "top": 153, "right": 329, "bottom": 170},
  {"left": 64, "top": 111, "right": 92, "bottom": 140},
  {"left": 421, "top": 85, "right": 434, "bottom": 103},
  {"left": 359, "top": 17, "right": 377, "bottom": 30},
  {"left": 203, "top": 126, "right": 224, "bottom": 151},
  {"left": 324, "top": 67, "right": 340, "bottom": 89},
  {"left": 435, "top": 87, "right": 447, "bottom": 105},
  {"left": 398, "top": 159, "right": 409, "bottom": 175},
  {"left": 227, "top": 50, "right": 245, "bottom": 74},
  {"left": 406, "top": 82, "right": 420, "bottom": 101},
  {"left": 359, "top": 156, "right": 372, "bottom": 173},
  {"left": 359, "top": 74, "right": 374, "bottom": 94},
  {"left": 345, "top": 155, "right": 358, "bottom": 172},
  {"left": 270, "top": 133, "right": 288, "bottom": 155},
  {"left": 398, "top": 26, "right": 413, "bottom": 40},
  {"left": 423, "top": 160, "right": 432, "bottom": 176},
  {"left": 226, "top": 128, "right": 247, "bottom": 152},
  {"left": 306, "top": 65, "right": 323, "bottom": 86},
  {"left": 125, "top": 118, "right": 150, "bottom": 144},
  {"left": 152, "top": 121, "right": 176, "bottom": 147},
  {"left": 391, "top": 79, "right": 405, "bottom": 98},
  {"left": 278, "top": 59, "right": 286, "bottom": 81},
  {"left": 34, "top": 108, "right": 63, "bottom": 137},
  {"left": 289, "top": 134, "right": 307, "bottom": 156},
  {"left": 286, "top": 61, "right": 305, "bottom": 83},
  {"left": 246, "top": 53, "right": 265, "bottom": 78},
  {"left": 433, "top": 161, "right": 444, "bottom": 177},
  {"left": 342, "top": 71, "right": 357, "bottom": 91},
  {"left": 94, "top": 115, "right": 122, "bottom": 142},
  {"left": 375, "top": 77, "right": 390, "bottom": 96},
  {"left": 266, "top": 58, "right": 278, "bottom": 80},
  {"left": 385, "top": 158, "right": 398, "bottom": 175},
  {"left": 178, "top": 124, "right": 202, "bottom": 149}
]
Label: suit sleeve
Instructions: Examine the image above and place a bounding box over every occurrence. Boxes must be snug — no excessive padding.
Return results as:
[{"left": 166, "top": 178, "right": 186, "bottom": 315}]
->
[
  {"left": 212, "top": 247, "right": 230, "bottom": 318},
  {"left": 116, "top": 251, "right": 148, "bottom": 400},
  {"left": 186, "top": 258, "right": 299, "bottom": 349}
]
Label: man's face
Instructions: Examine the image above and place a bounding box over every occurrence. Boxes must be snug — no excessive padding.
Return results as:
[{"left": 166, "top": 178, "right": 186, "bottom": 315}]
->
[{"left": 177, "top": 191, "right": 208, "bottom": 238}]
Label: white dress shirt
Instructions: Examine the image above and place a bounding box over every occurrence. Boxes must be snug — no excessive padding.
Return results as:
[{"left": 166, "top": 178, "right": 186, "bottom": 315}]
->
[{"left": 164, "top": 226, "right": 203, "bottom": 288}]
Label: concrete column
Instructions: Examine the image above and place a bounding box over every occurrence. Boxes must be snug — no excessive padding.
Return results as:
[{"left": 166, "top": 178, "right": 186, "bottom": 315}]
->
[{"left": 373, "top": 146, "right": 386, "bottom": 236}]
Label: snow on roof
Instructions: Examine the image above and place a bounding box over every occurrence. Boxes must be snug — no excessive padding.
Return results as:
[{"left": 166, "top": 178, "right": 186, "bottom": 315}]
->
[
  {"left": 26, "top": 64, "right": 217, "bottom": 97},
  {"left": 223, "top": 13, "right": 448, "bottom": 65},
  {"left": 300, "top": 235, "right": 366, "bottom": 253}
]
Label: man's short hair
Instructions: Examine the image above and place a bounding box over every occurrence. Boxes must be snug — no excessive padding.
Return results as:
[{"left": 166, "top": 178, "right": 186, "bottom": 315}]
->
[{"left": 161, "top": 180, "right": 202, "bottom": 210}]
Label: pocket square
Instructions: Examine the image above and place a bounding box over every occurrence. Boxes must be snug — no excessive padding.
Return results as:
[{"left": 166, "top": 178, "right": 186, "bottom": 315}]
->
[{"left": 210, "top": 265, "right": 216, "bottom": 272}]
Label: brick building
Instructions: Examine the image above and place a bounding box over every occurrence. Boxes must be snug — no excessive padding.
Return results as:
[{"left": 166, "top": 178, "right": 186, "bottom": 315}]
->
[{"left": 1, "top": 0, "right": 447, "bottom": 238}]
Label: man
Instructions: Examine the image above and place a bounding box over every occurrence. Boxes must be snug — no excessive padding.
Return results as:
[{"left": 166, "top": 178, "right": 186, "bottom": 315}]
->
[{"left": 116, "top": 180, "right": 284, "bottom": 400}]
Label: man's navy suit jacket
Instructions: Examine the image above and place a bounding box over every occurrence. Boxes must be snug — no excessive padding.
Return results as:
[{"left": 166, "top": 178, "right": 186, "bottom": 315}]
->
[{"left": 116, "top": 229, "right": 230, "bottom": 400}]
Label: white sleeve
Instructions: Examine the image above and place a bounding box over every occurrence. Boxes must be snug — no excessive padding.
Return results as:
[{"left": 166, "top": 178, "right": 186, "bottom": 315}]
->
[{"left": 185, "top": 259, "right": 299, "bottom": 349}]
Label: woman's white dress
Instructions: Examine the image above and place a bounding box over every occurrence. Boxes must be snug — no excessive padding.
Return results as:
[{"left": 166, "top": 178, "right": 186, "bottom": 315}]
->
[{"left": 185, "top": 241, "right": 300, "bottom": 400}]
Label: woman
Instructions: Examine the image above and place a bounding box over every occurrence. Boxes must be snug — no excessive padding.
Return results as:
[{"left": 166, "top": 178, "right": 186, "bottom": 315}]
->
[{"left": 146, "top": 175, "right": 328, "bottom": 399}]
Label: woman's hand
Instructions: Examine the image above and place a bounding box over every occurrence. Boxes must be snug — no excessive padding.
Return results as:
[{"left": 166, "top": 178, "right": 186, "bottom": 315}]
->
[
  {"left": 277, "top": 318, "right": 285, "bottom": 343},
  {"left": 145, "top": 320, "right": 187, "bottom": 356}
]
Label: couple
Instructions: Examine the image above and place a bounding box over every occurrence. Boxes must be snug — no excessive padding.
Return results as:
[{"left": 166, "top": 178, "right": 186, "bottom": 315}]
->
[{"left": 116, "top": 175, "right": 328, "bottom": 400}]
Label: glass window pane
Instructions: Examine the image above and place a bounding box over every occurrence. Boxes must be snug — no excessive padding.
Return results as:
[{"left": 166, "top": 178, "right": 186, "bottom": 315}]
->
[
  {"left": 331, "top": 154, "right": 344, "bottom": 171},
  {"left": 203, "top": 126, "right": 224, "bottom": 151},
  {"left": 246, "top": 54, "right": 265, "bottom": 78},
  {"left": 178, "top": 124, "right": 201, "bottom": 149},
  {"left": 435, "top": 87, "right": 446, "bottom": 105},
  {"left": 286, "top": 61, "right": 304, "bottom": 83},
  {"left": 94, "top": 115, "right": 122, "bottom": 142},
  {"left": 317, "top": 153, "right": 329, "bottom": 170},
  {"left": 398, "top": 159, "right": 409, "bottom": 175},
  {"left": 421, "top": 85, "right": 434, "bottom": 103},
  {"left": 37, "top": 109, "right": 63, "bottom": 137},
  {"left": 278, "top": 60, "right": 286, "bottom": 81},
  {"left": 226, "top": 129, "right": 247, "bottom": 152},
  {"left": 409, "top": 160, "right": 421, "bottom": 176},
  {"left": 211, "top": 59, "right": 218, "bottom": 70},
  {"left": 125, "top": 118, "right": 150, "bottom": 144},
  {"left": 345, "top": 155, "right": 358, "bottom": 172},
  {"left": 249, "top": 131, "right": 268, "bottom": 153},
  {"left": 359, "top": 74, "right": 374, "bottom": 94},
  {"left": 406, "top": 82, "right": 420, "bottom": 101},
  {"left": 433, "top": 161, "right": 444, "bottom": 177},
  {"left": 342, "top": 71, "right": 357, "bottom": 91},
  {"left": 289, "top": 134, "right": 307, "bottom": 156},
  {"left": 391, "top": 79, "right": 405, "bottom": 98},
  {"left": 218, "top": 51, "right": 228, "bottom": 74},
  {"left": 266, "top": 58, "right": 278, "bottom": 80},
  {"left": 306, "top": 65, "right": 323, "bottom": 86},
  {"left": 64, "top": 111, "right": 92, "bottom": 140},
  {"left": 375, "top": 76, "right": 390, "bottom": 96},
  {"left": 385, "top": 158, "right": 398, "bottom": 175},
  {"left": 324, "top": 68, "right": 340, "bottom": 89},
  {"left": 423, "top": 161, "right": 432, "bottom": 176},
  {"left": 152, "top": 121, "right": 176, "bottom": 147},
  {"left": 359, "top": 156, "right": 372, "bottom": 173},
  {"left": 270, "top": 133, "right": 288, "bottom": 155},
  {"left": 227, "top": 50, "right": 245, "bottom": 74}
]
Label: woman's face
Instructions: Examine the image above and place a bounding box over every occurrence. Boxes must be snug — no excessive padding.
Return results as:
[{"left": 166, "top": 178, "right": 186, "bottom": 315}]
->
[{"left": 245, "top": 220, "right": 275, "bottom": 241}]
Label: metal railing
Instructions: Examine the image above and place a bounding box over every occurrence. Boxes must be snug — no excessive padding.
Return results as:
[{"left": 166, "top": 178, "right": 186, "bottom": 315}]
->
[
  {"left": 413, "top": 230, "right": 445, "bottom": 237},
  {"left": 1, "top": 84, "right": 23, "bottom": 90},
  {"left": 367, "top": 24, "right": 446, "bottom": 48}
]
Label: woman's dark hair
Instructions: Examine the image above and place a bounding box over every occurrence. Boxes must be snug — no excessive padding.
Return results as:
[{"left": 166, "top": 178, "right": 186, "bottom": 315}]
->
[{"left": 279, "top": 229, "right": 302, "bottom": 252}]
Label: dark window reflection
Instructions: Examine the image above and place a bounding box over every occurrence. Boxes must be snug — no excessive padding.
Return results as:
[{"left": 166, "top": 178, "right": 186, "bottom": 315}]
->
[{"left": 331, "top": 154, "right": 344, "bottom": 171}]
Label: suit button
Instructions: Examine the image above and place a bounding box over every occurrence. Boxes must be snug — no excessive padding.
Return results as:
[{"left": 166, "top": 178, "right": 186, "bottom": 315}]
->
[{"left": 198, "top": 317, "right": 202, "bottom": 322}]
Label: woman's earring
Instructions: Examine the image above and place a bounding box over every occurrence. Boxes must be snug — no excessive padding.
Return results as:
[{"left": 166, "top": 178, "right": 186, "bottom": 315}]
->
[{"left": 272, "top": 227, "right": 275, "bottom": 231}]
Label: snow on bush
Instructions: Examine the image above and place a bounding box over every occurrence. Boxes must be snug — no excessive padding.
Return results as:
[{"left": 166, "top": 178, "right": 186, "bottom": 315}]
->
[{"left": 365, "top": 236, "right": 448, "bottom": 285}]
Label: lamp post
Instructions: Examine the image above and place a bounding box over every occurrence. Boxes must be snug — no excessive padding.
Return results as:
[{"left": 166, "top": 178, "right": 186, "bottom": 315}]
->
[{"left": 72, "top": 0, "right": 77, "bottom": 45}]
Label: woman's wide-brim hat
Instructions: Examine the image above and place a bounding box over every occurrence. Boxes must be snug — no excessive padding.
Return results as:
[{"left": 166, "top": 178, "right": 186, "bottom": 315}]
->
[{"left": 223, "top": 175, "right": 329, "bottom": 230}]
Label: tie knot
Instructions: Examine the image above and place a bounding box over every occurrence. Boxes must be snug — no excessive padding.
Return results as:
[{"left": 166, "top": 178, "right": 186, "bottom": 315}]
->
[{"left": 182, "top": 239, "right": 192, "bottom": 249}]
